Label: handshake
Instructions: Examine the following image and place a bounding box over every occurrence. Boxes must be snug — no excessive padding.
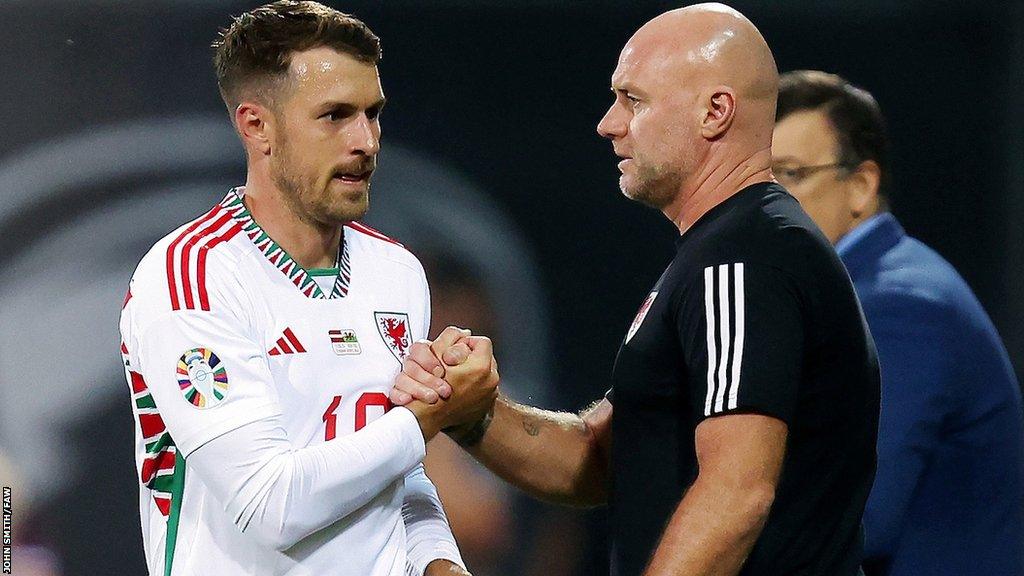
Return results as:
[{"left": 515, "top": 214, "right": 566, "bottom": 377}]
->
[{"left": 392, "top": 326, "right": 501, "bottom": 443}]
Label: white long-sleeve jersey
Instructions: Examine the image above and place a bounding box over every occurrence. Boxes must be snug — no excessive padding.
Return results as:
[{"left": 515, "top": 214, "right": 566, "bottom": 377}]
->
[{"left": 119, "top": 187, "right": 462, "bottom": 576}]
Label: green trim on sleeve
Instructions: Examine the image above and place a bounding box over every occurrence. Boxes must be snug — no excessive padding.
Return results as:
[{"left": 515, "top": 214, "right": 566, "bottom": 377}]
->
[{"left": 164, "top": 454, "right": 187, "bottom": 576}]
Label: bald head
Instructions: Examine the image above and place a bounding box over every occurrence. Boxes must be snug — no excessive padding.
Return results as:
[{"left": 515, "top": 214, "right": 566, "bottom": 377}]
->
[
  {"left": 627, "top": 3, "right": 778, "bottom": 131},
  {"left": 598, "top": 3, "right": 779, "bottom": 216}
]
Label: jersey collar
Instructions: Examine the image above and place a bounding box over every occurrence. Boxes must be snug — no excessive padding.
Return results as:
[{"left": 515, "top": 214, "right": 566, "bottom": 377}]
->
[{"left": 220, "top": 187, "right": 352, "bottom": 299}]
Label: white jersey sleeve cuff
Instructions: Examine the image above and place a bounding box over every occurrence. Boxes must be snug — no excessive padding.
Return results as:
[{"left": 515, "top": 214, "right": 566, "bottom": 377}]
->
[{"left": 391, "top": 406, "right": 427, "bottom": 462}]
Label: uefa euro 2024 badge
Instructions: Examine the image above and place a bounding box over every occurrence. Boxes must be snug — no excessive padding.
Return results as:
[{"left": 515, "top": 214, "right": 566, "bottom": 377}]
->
[{"left": 177, "top": 347, "right": 229, "bottom": 409}]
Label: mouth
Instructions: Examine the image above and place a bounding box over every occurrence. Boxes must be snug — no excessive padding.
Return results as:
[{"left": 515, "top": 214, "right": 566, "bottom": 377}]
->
[
  {"left": 617, "top": 158, "right": 633, "bottom": 172},
  {"left": 333, "top": 168, "right": 374, "bottom": 184}
]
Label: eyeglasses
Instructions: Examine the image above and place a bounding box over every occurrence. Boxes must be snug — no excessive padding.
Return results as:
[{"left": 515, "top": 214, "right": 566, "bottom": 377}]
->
[{"left": 772, "top": 162, "right": 852, "bottom": 187}]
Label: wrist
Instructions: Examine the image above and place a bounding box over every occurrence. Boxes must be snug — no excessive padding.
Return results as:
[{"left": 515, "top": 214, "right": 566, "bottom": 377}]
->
[
  {"left": 405, "top": 403, "right": 443, "bottom": 442},
  {"left": 448, "top": 405, "right": 494, "bottom": 448}
]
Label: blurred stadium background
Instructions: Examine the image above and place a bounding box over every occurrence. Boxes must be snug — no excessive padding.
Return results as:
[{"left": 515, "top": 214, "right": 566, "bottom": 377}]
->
[{"left": 1, "top": 1, "right": 1022, "bottom": 574}]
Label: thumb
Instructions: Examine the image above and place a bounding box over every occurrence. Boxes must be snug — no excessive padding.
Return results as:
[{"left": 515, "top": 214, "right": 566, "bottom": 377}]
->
[
  {"left": 430, "top": 326, "right": 471, "bottom": 358},
  {"left": 465, "top": 335, "right": 492, "bottom": 354},
  {"left": 441, "top": 343, "right": 471, "bottom": 367}
]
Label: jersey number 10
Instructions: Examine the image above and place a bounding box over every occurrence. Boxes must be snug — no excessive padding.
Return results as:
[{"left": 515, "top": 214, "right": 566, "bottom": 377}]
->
[{"left": 322, "top": 392, "right": 393, "bottom": 441}]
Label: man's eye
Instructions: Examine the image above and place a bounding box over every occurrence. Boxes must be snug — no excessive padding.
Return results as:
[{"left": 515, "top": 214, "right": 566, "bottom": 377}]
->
[{"left": 323, "top": 110, "right": 349, "bottom": 122}]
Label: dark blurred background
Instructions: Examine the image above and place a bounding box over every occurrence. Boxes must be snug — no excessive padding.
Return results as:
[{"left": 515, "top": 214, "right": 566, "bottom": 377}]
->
[{"left": 1, "top": 1, "right": 1022, "bottom": 574}]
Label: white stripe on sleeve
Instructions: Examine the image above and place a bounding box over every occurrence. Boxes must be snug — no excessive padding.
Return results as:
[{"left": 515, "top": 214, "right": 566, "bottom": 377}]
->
[
  {"left": 703, "top": 263, "right": 745, "bottom": 416},
  {"left": 728, "top": 263, "right": 745, "bottom": 410},
  {"left": 714, "top": 264, "right": 732, "bottom": 413},
  {"left": 703, "top": 266, "right": 718, "bottom": 416}
]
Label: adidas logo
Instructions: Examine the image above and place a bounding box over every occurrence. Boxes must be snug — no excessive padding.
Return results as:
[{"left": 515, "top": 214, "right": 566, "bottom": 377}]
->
[{"left": 268, "top": 328, "right": 307, "bottom": 356}]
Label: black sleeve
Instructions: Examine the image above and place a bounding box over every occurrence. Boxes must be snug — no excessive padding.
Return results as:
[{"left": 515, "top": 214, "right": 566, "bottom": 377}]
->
[{"left": 675, "top": 261, "right": 803, "bottom": 425}]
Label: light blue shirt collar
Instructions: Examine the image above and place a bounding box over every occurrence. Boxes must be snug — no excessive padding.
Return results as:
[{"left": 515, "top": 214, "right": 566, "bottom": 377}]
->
[{"left": 835, "top": 213, "right": 889, "bottom": 257}]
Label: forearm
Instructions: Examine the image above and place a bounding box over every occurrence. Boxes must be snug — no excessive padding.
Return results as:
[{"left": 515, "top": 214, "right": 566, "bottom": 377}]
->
[
  {"left": 190, "top": 408, "right": 425, "bottom": 551},
  {"left": 644, "top": 476, "right": 774, "bottom": 576},
  {"left": 459, "top": 396, "right": 608, "bottom": 507}
]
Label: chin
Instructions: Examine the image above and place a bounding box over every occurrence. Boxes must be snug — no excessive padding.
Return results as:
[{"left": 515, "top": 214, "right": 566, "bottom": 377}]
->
[
  {"left": 330, "top": 198, "right": 370, "bottom": 224},
  {"left": 621, "top": 182, "right": 671, "bottom": 210},
  {"left": 317, "top": 183, "right": 369, "bottom": 222},
  {"left": 619, "top": 177, "right": 647, "bottom": 202},
  {"left": 620, "top": 175, "right": 641, "bottom": 199}
]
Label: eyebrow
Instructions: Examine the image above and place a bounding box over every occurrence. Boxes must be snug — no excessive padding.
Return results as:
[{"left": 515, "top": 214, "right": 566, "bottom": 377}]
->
[
  {"left": 771, "top": 156, "right": 802, "bottom": 165},
  {"left": 318, "top": 97, "right": 387, "bottom": 114},
  {"left": 612, "top": 84, "right": 646, "bottom": 98}
]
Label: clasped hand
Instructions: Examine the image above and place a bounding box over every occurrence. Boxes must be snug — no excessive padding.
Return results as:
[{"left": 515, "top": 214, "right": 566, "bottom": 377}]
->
[{"left": 392, "top": 326, "right": 500, "bottom": 441}]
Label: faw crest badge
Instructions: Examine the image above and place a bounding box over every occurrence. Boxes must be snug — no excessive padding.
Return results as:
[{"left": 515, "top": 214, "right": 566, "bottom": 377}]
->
[
  {"left": 375, "top": 312, "right": 412, "bottom": 363},
  {"left": 625, "top": 291, "right": 658, "bottom": 344}
]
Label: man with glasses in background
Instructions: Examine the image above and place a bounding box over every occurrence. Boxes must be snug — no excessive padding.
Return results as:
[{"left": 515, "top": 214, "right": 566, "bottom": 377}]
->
[{"left": 772, "top": 69, "right": 1024, "bottom": 576}]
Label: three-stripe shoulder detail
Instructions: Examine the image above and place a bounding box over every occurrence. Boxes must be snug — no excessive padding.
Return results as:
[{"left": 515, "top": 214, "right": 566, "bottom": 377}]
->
[
  {"left": 165, "top": 205, "right": 243, "bottom": 312},
  {"left": 703, "top": 262, "right": 745, "bottom": 417}
]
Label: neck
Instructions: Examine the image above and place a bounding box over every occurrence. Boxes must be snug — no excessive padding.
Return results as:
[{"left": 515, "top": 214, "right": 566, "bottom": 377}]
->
[
  {"left": 836, "top": 206, "right": 883, "bottom": 245},
  {"left": 242, "top": 168, "right": 342, "bottom": 270},
  {"left": 661, "top": 145, "right": 774, "bottom": 234}
]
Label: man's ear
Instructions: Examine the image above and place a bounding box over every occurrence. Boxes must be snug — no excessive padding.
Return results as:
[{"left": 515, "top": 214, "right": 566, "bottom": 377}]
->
[
  {"left": 846, "top": 160, "right": 881, "bottom": 218},
  {"left": 700, "top": 86, "right": 736, "bottom": 140},
  {"left": 235, "top": 101, "right": 274, "bottom": 156}
]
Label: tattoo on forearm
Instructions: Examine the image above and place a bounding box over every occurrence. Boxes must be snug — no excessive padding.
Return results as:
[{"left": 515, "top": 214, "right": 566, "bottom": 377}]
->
[{"left": 523, "top": 419, "right": 541, "bottom": 436}]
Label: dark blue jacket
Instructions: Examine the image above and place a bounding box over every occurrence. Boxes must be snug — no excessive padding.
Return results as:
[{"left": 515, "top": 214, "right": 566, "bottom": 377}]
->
[{"left": 838, "top": 213, "right": 1024, "bottom": 576}]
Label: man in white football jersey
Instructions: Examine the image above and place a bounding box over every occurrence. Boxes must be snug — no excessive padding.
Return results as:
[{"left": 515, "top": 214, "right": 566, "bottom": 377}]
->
[{"left": 118, "top": 2, "right": 497, "bottom": 575}]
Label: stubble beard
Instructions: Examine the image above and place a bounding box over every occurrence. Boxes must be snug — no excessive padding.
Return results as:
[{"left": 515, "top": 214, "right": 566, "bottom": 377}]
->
[
  {"left": 622, "top": 160, "right": 683, "bottom": 210},
  {"left": 271, "top": 139, "right": 370, "bottom": 228}
]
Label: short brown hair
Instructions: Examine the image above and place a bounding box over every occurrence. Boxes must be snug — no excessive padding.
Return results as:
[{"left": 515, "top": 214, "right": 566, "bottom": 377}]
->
[
  {"left": 212, "top": 1, "right": 381, "bottom": 110},
  {"left": 777, "top": 70, "right": 890, "bottom": 198}
]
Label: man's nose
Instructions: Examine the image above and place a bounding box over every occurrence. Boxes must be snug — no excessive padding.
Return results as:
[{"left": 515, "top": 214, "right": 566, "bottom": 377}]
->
[
  {"left": 597, "top": 104, "right": 626, "bottom": 140},
  {"left": 347, "top": 114, "right": 380, "bottom": 155}
]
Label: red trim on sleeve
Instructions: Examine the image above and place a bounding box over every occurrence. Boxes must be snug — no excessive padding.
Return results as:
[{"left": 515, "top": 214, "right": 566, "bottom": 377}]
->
[
  {"left": 154, "top": 496, "right": 171, "bottom": 517},
  {"left": 196, "top": 220, "right": 243, "bottom": 311},
  {"left": 130, "top": 370, "right": 148, "bottom": 394},
  {"left": 138, "top": 413, "right": 166, "bottom": 439},
  {"left": 180, "top": 211, "right": 232, "bottom": 310},
  {"left": 166, "top": 206, "right": 221, "bottom": 311}
]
